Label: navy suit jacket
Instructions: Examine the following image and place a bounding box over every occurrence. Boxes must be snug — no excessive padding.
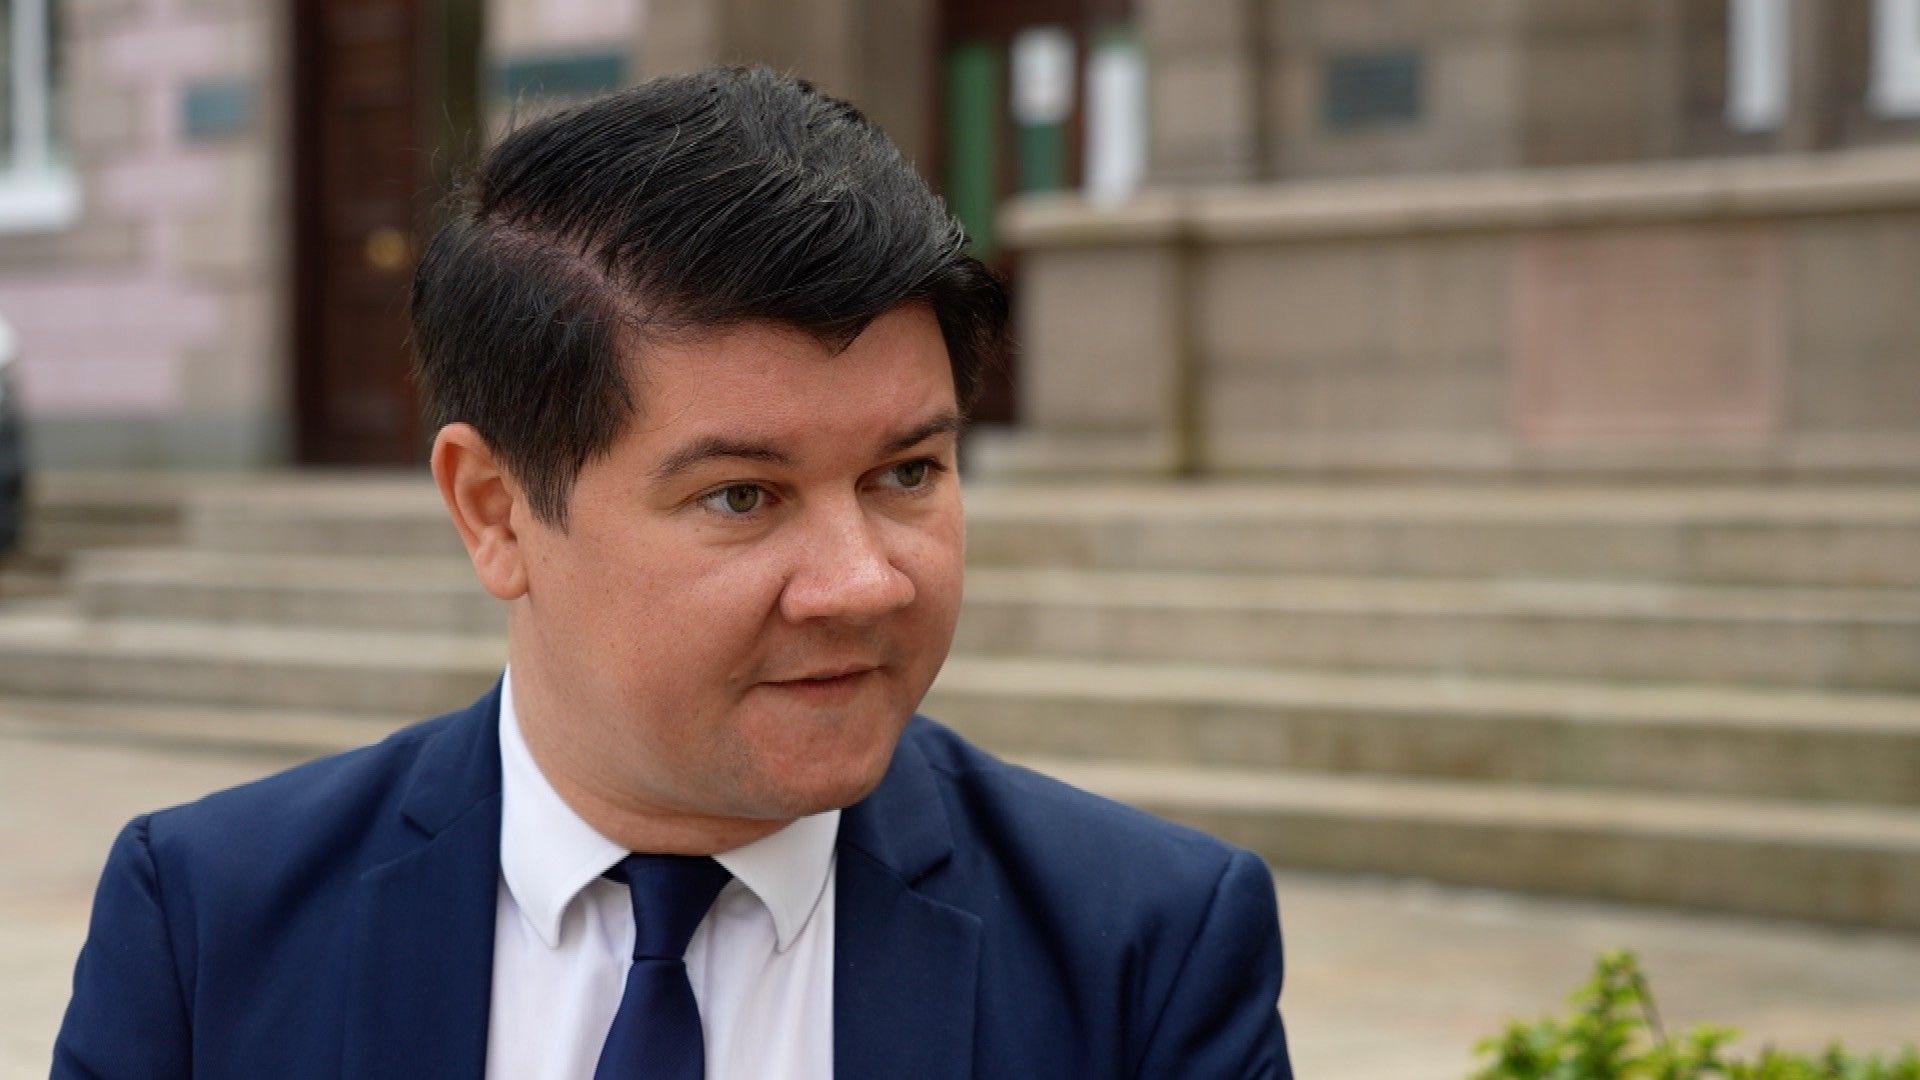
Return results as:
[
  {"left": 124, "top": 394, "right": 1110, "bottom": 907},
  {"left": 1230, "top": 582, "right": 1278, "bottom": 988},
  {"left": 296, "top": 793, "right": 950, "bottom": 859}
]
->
[{"left": 54, "top": 681, "right": 1291, "bottom": 1077}]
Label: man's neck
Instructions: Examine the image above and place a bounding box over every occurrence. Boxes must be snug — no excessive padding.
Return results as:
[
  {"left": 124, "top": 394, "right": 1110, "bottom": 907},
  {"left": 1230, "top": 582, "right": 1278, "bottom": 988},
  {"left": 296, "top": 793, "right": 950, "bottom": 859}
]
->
[
  {"left": 505, "top": 661, "right": 791, "bottom": 857},
  {"left": 541, "top": 762, "right": 789, "bottom": 856}
]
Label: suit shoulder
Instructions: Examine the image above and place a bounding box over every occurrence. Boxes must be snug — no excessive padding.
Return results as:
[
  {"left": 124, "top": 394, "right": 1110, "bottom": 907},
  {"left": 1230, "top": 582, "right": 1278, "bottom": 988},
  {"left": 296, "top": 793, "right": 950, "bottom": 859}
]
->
[
  {"left": 140, "top": 712, "right": 456, "bottom": 875},
  {"left": 904, "top": 716, "right": 1250, "bottom": 894}
]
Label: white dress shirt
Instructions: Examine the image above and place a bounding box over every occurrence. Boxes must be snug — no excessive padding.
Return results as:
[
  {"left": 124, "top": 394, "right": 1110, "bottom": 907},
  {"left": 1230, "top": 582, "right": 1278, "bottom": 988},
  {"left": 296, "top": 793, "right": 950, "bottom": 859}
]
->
[{"left": 485, "top": 668, "right": 838, "bottom": 1079}]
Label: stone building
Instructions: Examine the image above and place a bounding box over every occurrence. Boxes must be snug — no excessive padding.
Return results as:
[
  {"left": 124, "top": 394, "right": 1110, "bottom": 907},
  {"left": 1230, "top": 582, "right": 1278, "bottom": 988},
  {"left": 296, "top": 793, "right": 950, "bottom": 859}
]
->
[
  {"left": 2, "top": 0, "right": 1917, "bottom": 474},
  {"left": 999, "top": 0, "right": 1920, "bottom": 478},
  {"left": 0, "top": 0, "right": 620, "bottom": 468},
  {"left": 4, "top": 0, "right": 1918, "bottom": 954},
  {"left": 1148, "top": 0, "right": 1920, "bottom": 183}
]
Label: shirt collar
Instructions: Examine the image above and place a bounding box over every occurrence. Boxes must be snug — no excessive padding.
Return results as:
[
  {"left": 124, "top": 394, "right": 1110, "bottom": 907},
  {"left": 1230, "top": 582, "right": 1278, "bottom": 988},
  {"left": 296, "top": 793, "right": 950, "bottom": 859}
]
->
[
  {"left": 712, "top": 796, "right": 839, "bottom": 953},
  {"left": 496, "top": 666, "right": 839, "bottom": 953}
]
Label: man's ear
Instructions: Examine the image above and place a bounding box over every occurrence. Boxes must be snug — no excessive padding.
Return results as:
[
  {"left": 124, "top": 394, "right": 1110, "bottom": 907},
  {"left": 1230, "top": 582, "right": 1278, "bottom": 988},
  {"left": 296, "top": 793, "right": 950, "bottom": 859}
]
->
[{"left": 430, "top": 423, "right": 530, "bottom": 601}]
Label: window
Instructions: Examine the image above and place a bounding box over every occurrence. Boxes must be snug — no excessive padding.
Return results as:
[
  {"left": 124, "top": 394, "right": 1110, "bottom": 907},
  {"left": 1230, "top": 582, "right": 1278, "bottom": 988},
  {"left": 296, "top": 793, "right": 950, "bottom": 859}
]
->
[
  {"left": 1084, "top": 24, "right": 1145, "bottom": 205},
  {"left": 1872, "top": 0, "right": 1920, "bottom": 116},
  {"left": 1727, "top": 0, "right": 1790, "bottom": 132},
  {"left": 1010, "top": 25, "right": 1075, "bottom": 194},
  {"left": 0, "top": 0, "right": 78, "bottom": 232}
]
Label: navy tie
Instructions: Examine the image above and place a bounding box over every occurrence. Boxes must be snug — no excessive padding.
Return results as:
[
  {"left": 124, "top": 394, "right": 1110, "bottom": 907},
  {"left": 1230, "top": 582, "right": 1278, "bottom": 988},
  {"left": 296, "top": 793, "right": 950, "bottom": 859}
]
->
[{"left": 594, "top": 853, "right": 733, "bottom": 1080}]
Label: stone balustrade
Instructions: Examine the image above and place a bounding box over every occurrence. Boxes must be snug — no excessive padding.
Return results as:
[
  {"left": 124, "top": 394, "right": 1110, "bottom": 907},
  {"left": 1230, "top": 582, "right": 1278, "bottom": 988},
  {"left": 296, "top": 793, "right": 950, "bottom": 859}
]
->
[{"left": 985, "top": 147, "right": 1920, "bottom": 479}]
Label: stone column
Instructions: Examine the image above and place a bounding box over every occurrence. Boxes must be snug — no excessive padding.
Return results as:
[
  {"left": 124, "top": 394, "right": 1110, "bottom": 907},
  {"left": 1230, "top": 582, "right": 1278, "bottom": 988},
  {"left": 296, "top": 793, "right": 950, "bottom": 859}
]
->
[
  {"left": 1141, "top": 0, "right": 1265, "bottom": 184},
  {"left": 973, "top": 194, "right": 1193, "bottom": 477},
  {"left": 1781, "top": 0, "right": 1834, "bottom": 151},
  {"left": 635, "top": 0, "right": 726, "bottom": 77},
  {"left": 633, "top": 0, "right": 934, "bottom": 170}
]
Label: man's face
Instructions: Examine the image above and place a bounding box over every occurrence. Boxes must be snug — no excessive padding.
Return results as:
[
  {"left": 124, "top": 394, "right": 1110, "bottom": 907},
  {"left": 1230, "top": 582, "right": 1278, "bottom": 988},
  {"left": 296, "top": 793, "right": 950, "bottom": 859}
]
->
[{"left": 511, "top": 304, "right": 964, "bottom": 822}]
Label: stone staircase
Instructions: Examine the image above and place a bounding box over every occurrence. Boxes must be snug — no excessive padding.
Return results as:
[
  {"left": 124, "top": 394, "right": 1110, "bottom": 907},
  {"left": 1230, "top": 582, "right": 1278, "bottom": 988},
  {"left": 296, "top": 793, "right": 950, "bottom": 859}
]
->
[
  {"left": 3, "top": 476, "right": 1918, "bottom": 930},
  {"left": 0, "top": 471, "right": 194, "bottom": 597}
]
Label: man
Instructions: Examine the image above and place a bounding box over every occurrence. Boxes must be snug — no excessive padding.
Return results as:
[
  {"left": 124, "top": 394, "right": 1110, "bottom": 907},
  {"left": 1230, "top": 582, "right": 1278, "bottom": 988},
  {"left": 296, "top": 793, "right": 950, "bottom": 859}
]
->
[{"left": 54, "top": 67, "right": 1291, "bottom": 1078}]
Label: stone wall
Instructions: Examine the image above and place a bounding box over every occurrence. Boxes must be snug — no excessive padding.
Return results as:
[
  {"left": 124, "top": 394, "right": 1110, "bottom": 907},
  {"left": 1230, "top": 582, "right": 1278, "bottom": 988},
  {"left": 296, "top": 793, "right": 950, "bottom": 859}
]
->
[
  {"left": 635, "top": 0, "right": 938, "bottom": 176},
  {"left": 485, "top": 0, "right": 642, "bottom": 136},
  {"left": 1513, "top": 0, "right": 1682, "bottom": 167},
  {"left": 1260, "top": 0, "right": 1528, "bottom": 179},
  {"left": 1139, "top": 0, "right": 1920, "bottom": 184},
  {"left": 1142, "top": 0, "right": 1266, "bottom": 183},
  {"left": 988, "top": 148, "right": 1920, "bottom": 479},
  {"left": 0, "top": 0, "right": 289, "bottom": 467}
]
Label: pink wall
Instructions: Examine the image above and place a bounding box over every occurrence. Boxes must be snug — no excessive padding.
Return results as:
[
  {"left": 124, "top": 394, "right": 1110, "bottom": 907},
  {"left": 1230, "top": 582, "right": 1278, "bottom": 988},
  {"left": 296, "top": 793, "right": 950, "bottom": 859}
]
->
[{"left": 0, "top": 0, "right": 263, "bottom": 420}]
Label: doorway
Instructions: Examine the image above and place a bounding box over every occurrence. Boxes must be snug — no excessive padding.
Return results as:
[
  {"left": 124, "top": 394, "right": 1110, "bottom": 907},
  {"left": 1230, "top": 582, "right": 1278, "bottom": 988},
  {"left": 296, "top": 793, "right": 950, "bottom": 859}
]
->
[{"left": 290, "top": 0, "right": 481, "bottom": 465}]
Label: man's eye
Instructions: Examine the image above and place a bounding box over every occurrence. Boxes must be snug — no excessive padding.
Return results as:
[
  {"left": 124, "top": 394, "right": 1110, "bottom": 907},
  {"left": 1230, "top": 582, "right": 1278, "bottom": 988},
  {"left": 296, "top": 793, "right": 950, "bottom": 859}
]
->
[
  {"left": 894, "top": 460, "right": 929, "bottom": 488},
  {"left": 889, "top": 459, "right": 934, "bottom": 489},
  {"left": 702, "top": 484, "right": 765, "bottom": 516}
]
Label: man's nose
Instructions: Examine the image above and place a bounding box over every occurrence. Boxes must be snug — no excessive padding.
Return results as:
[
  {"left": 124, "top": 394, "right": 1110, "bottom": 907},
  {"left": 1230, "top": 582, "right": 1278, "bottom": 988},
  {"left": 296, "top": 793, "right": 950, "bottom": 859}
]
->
[{"left": 779, "top": 501, "right": 916, "bottom": 623}]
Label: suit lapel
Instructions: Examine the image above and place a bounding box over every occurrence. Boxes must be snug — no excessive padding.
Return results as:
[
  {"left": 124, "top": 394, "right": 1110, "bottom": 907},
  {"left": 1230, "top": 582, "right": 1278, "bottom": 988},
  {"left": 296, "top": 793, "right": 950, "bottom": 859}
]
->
[
  {"left": 833, "top": 723, "right": 982, "bottom": 1079},
  {"left": 343, "top": 682, "right": 505, "bottom": 1080}
]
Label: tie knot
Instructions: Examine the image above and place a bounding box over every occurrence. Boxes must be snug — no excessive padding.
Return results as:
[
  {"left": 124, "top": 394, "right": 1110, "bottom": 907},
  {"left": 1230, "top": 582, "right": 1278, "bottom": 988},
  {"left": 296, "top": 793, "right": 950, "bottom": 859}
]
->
[{"left": 606, "top": 853, "right": 732, "bottom": 961}]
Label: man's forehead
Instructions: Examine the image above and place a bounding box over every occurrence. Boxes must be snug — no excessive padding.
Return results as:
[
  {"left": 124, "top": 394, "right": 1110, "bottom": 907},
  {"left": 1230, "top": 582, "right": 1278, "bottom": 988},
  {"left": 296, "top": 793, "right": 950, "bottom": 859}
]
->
[{"left": 619, "top": 305, "right": 955, "bottom": 437}]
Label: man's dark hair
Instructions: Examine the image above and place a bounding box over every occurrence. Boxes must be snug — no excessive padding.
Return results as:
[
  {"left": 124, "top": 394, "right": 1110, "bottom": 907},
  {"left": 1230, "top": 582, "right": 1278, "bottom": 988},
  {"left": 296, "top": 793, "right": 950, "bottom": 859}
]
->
[{"left": 410, "top": 65, "right": 1008, "bottom": 527}]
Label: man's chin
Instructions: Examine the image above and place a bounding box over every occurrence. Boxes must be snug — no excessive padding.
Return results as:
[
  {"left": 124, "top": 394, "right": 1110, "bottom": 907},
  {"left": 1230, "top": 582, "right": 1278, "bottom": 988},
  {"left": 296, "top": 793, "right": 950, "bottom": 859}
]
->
[{"left": 739, "top": 733, "right": 903, "bottom": 820}]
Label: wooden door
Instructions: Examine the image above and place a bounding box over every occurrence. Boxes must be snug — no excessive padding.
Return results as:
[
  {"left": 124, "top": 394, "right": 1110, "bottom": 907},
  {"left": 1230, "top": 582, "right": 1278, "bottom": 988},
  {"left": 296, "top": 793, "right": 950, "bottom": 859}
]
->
[{"left": 292, "top": 0, "right": 442, "bottom": 465}]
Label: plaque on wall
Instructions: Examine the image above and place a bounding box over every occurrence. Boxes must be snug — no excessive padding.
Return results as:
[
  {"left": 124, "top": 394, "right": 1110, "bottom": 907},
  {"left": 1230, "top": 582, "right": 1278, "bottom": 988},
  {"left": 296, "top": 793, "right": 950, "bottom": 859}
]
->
[{"left": 1323, "top": 50, "right": 1423, "bottom": 131}]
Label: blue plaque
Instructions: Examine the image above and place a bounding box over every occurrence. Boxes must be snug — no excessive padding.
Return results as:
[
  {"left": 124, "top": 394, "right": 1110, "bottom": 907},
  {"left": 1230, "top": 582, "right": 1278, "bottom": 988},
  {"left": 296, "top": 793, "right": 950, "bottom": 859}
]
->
[{"left": 1324, "top": 50, "right": 1423, "bottom": 131}]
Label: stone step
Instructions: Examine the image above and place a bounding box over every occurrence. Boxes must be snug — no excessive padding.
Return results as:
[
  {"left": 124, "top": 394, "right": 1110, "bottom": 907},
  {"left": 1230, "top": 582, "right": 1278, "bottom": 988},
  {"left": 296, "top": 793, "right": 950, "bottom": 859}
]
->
[
  {"left": 7, "top": 528, "right": 173, "bottom": 602},
  {"left": 1027, "top": 757, "right": 1920, "bottom": 931},
  {"left": 185, "top": 483, "right": 463, "bottom": 559},
  {"left": 2, "top": 687, "right": 1913, "bottom": 931},
  {"left": 28, "top": 469, "right": 198, "bottom": 530},
  {"left": 0, "top": 696, "right": 409, "bottom": 758},
  {"left": 955, "top": 569, "right": 1920, "bottom": 692},
  {"left": 23, "top": 518, "right": 180, "bottom": 555},
  {"left": 2, "top": 605, "right": 1915, "bottom": 806},
  {"left": 174, "top": 481, "right": 1920, "bottom": 587},
  {"left": 73, "top": 548, "right": 1920, "bottom": 691},
  {"left": 6, "top": 469, "right": 204, "bottom": 594},
  {"left": 72, "top": 548, "right": 499, "bottom": 633},
  {"left": 0, "top": 611, "right": 502, "bottom": 715},
  {"left": 925, "top": 656, "right": 1920, "bottom": 806},
  {"left": 962, "top": 485, "right": 1920, "bottom": 587},
  {"left": 0, "top": 568, "right": 65, "bottom": 601}
]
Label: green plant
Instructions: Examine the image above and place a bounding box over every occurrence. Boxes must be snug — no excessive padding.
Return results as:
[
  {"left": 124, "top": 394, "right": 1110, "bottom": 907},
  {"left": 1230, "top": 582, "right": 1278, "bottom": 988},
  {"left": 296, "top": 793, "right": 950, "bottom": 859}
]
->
[{"left": 1470, "top": 950, "right": 1920, "bottom": 1080}]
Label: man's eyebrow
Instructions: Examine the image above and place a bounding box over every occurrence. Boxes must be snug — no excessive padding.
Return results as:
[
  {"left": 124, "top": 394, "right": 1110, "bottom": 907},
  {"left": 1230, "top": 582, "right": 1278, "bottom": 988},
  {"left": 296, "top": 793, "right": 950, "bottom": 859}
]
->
[
  {"left": 883, "top": 411, "right": 964, "bottom": 455},
  {"left": 651, "top": 438, "right": 795, "bottom": 482},
  {"left": 651, "top": 410, "right": 963, "bottom": 483}
]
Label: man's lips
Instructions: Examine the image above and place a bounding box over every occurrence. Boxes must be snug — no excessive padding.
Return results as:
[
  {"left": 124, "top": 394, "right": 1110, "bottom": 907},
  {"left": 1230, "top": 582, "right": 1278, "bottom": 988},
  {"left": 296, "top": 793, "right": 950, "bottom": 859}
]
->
[
  {"left": 766, "top": 663, "right": 880, "bottom": 684},
  {"left": 759, "top": 665, "right": 880, "bottom": 702}
]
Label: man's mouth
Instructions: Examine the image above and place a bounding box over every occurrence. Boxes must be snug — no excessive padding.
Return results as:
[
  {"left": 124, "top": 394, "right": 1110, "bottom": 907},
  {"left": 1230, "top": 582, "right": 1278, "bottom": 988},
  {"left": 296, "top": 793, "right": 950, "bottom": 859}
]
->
[
  {"left": 778, "top": 663, "right": 880, "bottom": 683},
  {"left": 760, "top": 664, "right": 880, "bottom": 702}
]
